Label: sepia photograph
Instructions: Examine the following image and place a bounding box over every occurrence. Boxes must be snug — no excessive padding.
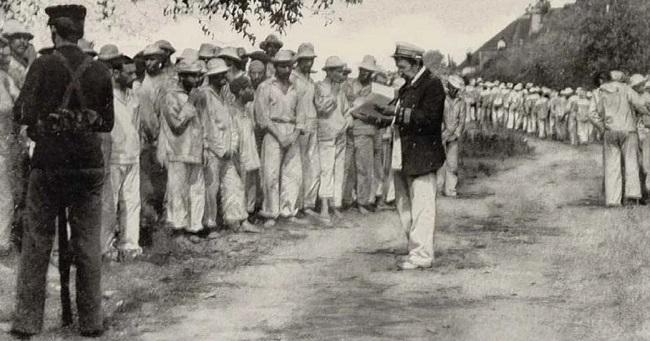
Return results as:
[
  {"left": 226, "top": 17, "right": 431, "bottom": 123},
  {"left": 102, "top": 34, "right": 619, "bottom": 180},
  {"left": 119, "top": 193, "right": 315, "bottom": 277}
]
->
[{"left": 0, "top": 0, "right": 649, "bottom": 339}]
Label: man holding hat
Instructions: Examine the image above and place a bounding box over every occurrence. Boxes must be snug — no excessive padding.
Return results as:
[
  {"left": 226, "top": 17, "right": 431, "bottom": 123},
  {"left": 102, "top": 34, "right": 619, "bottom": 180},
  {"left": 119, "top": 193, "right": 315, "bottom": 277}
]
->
[
  {"left": 437, "top": 75, "right": 465, "bottom": 197},
  {"left": 98, "top": 45, "right": 142, "bottom": 261},
  {"left": 259, "top": 34, "right": 283, "bottom": 79},
  {"left": 12, "top": 4, "right": 114, "bottom": 337},
  {"left": 315, "top": 56, "right": 353, "bottom": 225},
  {"left": 344, "top": 55, "right": 384, "bottom": 213},
  {"left": 376, "top": 42, "right": 446, "bottom": 270},
  {"left": 291, "top": 42, "right": 320, "bottom": 217},
  {"left": 254, "top": 50, "right": 306, "bottom": 227}
]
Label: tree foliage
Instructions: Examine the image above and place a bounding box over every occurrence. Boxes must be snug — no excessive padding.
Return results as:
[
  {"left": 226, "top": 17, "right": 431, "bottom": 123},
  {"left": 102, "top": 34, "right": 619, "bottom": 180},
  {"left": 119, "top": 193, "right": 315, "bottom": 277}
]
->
[
  {"left": 0, "top": 0, "right": 362, "bottom": 43},
  {"left": 480, "top": 0, "right": 650, "bottom": 88}
]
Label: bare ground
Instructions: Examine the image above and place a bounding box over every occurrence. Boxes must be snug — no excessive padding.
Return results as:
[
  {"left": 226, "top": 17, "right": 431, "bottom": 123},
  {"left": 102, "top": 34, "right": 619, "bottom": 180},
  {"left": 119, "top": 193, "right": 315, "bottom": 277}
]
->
[{"left": 2, "top": 134, "right": 650, "bottom": 341}]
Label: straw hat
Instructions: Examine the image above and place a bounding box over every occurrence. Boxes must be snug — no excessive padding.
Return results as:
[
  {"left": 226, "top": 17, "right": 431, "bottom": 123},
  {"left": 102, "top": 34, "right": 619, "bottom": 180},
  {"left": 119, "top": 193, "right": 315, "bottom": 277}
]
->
[
  {"left": 198, "top": 43, "right": 217, "bottom": 59},
  {"left": 177, "top": 48, "right": 199, "bottom": 64},
  {"left": 141, "top": 44, "right": 166, "bottom": 57},
  {"left": 98, "top": 44, "right": 122, "bottom": 61},
  {"left": 176, "top": 59, "right": 203, "bottom": 74},
  {"left": 447, "top": 75, "right": 465, "bottom": 90},
  {"left": 271, "top": 50, "right": 295, "bottom": 65},
  {"left": 322, "top": 56, "right": 345, "bottom": 70},
  {"left": 155, "top": 40, "right": 176, "bottom": 54},
  {"left": 2, "top": 19, "right": 33, "bottom": 40},
  {"left": 217, "top": 47, "right": 241, "bottom": 63},
  {"left": 629, "top": 74, "right": 647, "bottom": 88},
  {"left": 259, "top": 34, "right": 283, "bottom": 50},
  {"left": 358, "top": 55, "right": 379, "bottom": 72},
  {"left": 295, "top": 43, "right": 317, "bottom": 60},
  {"left": 392, "top": 42, "right": 424, "bottom": 60},
  {"left": 205, "top": 58, "right": 229, "bottom": 76}
]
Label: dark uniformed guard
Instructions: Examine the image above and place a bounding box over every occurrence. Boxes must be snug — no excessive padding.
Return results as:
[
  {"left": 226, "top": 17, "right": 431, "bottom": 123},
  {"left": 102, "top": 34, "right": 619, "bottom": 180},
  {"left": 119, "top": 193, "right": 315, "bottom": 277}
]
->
[
  {"left": 377, "top": 42, "right": 446, "bottom": 270},
  {"left": 11, "top": 4, "right": 114, "bottom": 338}
]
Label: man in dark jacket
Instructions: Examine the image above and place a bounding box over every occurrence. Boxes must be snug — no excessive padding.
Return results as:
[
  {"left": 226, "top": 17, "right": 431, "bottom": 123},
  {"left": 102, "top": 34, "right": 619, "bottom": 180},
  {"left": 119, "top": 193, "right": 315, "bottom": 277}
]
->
[
  {"left": 378, "top": 42, "right": 446, "bottom": 270},
  {"left": 11, "top": 4, "right": 114, "bottom": 338}
]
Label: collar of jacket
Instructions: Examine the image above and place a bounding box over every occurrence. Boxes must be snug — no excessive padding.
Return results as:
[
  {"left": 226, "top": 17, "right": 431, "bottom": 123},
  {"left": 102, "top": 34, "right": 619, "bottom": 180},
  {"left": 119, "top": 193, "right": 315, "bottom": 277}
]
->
[{"left": 410, "top": 66, "right": 427, "bottom": 86}]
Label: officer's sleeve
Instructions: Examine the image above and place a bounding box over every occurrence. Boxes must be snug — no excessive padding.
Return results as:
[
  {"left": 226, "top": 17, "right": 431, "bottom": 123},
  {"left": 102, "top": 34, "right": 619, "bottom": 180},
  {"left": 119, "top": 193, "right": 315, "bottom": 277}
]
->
[
  {"left": 93, "top": 66, "right": 114, "bottom": 132},
  {"left": 13, "top": 57, "right": 44, "bottom": 126},
  {"left": 407, "top": 77, "right": 445, "bottom": 128}
]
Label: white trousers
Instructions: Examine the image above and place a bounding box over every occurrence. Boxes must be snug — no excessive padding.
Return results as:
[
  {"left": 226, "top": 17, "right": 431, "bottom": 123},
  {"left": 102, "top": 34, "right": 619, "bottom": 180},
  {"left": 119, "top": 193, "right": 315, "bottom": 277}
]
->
[
  {"left": 395, "top": 171, "right": 437, "bottom": 266},
  {"left": 603, "top": 131, "right": 641, "bottom": 205},
  {"left": 109, "top": 163, "right": 141, "bottom": 251},
  {"left": 437, "top": 141, "right": 459, "bottom": 196},
  {"left": 166, "top": 162, "right": 205, "bottom": 232},
  {"left": 260, "top": 128, "right": 302, "bottom": 219},
  {"left": 319, "top": 134, "right": 347, "bottom": 208}
]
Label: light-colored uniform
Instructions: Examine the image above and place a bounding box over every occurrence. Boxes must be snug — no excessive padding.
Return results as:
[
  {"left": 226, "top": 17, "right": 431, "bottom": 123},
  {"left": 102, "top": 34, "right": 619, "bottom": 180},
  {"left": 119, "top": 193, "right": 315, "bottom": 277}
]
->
[
  {"left": 160, "top": 83, "right": 205, "bottom": 232},
  {"left": 592, "top": 81, "right": 649, "bottom": 205},
  {"left": 291, "top": 71, "right": 320, "bottom": 211},
  {"left": 524, "top": 92, "right": 540, "bottom": 134},
  {"left": 345, "top": 78, "right": 378, "bottom": 206},
  {"left": 255, "top": 76, "right": 304, "bottom": 219},
  {"left": 437, "top": 95, "right": 465, "bottom": 196},
  {"left": 136, "top": 72, "right": 171, "bottom": 226},
  {"left": 508, "top": 90, "right": 523, "bottom": 130},
  {"left": 107, "top": 88, "right": 142, "bottom": 253},
  {"left": 242, "top": 102, "right": 262, "bottom": 214},
  {"left": 640, "top": 92, "right": 650, "bottom": 193},
  {"left": 0, "top": 70, "right": 20, "bottom": 250},
  {"left": 315, "top": 77, "right": 352, "bottom": 208},
  {"left": 567, "top": 94, "right": 579, "bottom": 145},
  {"left": 196, "top": 86, "right": 247, "bottom": 226},
  {"left": 535, "top": 96, "right": 550, "bottom": 139},
  {"left": 574, "top": 97, "right": 593, "bottom": 144}
]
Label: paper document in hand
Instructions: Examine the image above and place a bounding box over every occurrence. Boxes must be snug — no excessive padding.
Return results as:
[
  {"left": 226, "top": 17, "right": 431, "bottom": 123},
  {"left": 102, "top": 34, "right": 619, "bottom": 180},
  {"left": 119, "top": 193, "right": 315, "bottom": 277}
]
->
[{"left": 350, "top": 82, "right": 396, "bottom": 118}]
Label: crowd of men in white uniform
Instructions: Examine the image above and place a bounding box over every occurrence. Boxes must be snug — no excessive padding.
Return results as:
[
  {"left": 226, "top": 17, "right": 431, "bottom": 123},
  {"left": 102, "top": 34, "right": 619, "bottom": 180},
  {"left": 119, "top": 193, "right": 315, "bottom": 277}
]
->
[
  {"left": 466, "top": 72, "right": 650, "bottom": 207},
  {"left": 0, "top": 20, "right": 472, "bottom": 261},
  {"left": 2, "top": 19, "right": 649, "bottom": 264}
]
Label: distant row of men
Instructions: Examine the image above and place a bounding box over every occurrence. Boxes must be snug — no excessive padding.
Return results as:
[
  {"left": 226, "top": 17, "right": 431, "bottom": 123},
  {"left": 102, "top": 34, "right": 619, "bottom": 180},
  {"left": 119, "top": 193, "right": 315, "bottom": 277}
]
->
[{"left": 465, "top": 72, "right": 650, "bottom": 206}]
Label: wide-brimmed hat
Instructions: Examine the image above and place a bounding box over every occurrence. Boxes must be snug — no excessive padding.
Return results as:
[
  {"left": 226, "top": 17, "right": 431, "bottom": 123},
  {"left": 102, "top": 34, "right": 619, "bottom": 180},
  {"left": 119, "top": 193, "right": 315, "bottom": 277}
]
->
[
  {"left": 629, "top": 74, "right": 647, "bottom": 88},
  {"left": 155, "top": 40, "right": 176, "bottom": 55},
  {"left": 177, "top": 48, "right": 199, "bottom": 64},
  {"left": 322, "top": 56, "right": 345, "bottom": 71},
  {"left": 198, "top": 43, "right": 217, "bottom": 59},
  {"left": 259, "top": 34, "right": 284, "bottom": 50},
  {"left": 447, "top": 75, "right": 465, "bottom": 90},
  {"left": 2, "top": 20, "right": 33, "bottom": 40},
  {"left": 358, "top": 55, "right": 378, "bottom": 72},
  {"left": 78, "top": 38, "right": 97, "bottom": 56},
  {"left": 514, "top": 83, "right": 523, "bottom": 91},
  {"left": 141, "top": 44, "right": 166, "bottom": 58},
  {"left": 176, "top": 59, "right": 203, "bottom": 74},
  {"left": 295, "top": 43, "right": 317, "bottom": 60},
  {"left": 205, "top": 58, "right": 229, "bottom": 76},
  {"left": 272, "top": 50, "right": 295, "bottom": 65},
  {"left": 392, "top": 42, "right": 424, "bottom": 60},
  {"left": 237, "top": 47, "right": 248, "bottom": 58},
  {"left": 98, "top": 44, "right": 122, "bottom": 61},
  {"left": 218, "top": 46, "right": 241, "bottom": 63},
  {"left": 343, "top": 64, "right": 352, "bottom": 75}
]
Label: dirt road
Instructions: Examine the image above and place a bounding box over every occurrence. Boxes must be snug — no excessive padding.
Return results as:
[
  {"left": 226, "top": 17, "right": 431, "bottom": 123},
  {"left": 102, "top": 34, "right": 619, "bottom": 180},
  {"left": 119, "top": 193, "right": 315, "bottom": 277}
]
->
[
  {"left": 132, "top": 138, "right": 650, "bottom": 341},
  {"left": 3, "top": 136, "right": 650, "bottom": 341}
]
